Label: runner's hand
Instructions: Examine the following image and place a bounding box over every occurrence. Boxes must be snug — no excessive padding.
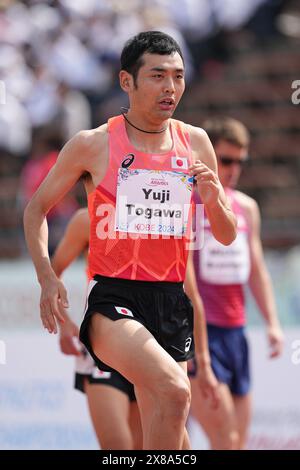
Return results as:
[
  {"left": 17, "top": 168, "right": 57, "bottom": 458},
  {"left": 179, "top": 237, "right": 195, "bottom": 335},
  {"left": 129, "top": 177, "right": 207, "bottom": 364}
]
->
[
  {"left": 267, "top": 324, "right": 284, "bottom": 358},
  {"left": 197, "top": 363, "right": 220, "bottom": 409},
  {"left": 59, "top": 319, "right": 81, "bottom": 356},
  {"left": 40, "top": 276, "right": 68, "bottom": 334},
  {"left": 189, "top": 160, "right": 222, "bottom": 207}
]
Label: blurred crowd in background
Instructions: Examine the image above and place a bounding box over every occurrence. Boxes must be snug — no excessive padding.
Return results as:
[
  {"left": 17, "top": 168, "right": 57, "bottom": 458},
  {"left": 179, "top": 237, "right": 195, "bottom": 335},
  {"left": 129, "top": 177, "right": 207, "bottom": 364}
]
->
[{"left": 0, "top": 0, "right": 300, "bottom": 256}]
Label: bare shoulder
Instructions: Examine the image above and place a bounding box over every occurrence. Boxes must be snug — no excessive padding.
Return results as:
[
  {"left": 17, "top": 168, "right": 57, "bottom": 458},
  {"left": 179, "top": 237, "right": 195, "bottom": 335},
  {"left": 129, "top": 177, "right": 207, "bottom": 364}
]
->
[
  {"left": 186, "top": 124, "right": 209, "bottom": 147},
  {"left": 234, "top": 190, "right": 260, "bottom": 227},
  {"left": 185, "top": 124, "right": 217, "bottom": 169},
  {"left": 74, "top": 124, "right": 108, "bottom": 158},
  {"left": 58, "top": 124, "right": 109, "bottom": 180},
  {"left": 56, "top": 125, "right": 107, "bottom": 163}
]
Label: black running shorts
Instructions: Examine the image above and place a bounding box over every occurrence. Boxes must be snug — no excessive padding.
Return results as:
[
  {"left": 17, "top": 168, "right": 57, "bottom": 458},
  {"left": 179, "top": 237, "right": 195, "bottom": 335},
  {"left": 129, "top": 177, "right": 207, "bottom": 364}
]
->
[
  {"left": 75, "top": 368, "right": 136, "bottom": 402},
  {"left": 79, "top": 275, "right": 194, "bottom": 372}
]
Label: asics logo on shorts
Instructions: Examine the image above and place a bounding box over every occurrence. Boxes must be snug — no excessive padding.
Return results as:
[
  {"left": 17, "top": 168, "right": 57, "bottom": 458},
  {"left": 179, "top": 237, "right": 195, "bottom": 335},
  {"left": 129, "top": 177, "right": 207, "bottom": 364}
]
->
[
  {"left": 185, "top": 337, "right": 192, "bottom": 352},
  {"left": 115, "top": 306, "right": 134, "bottom": 317}
]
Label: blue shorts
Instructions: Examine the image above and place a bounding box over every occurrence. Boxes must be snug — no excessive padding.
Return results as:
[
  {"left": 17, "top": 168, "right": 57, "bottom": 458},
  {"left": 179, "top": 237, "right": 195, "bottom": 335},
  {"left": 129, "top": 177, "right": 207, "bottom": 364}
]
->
[{"left": 190, "top": 324, "right": 250, "bottom": 396}]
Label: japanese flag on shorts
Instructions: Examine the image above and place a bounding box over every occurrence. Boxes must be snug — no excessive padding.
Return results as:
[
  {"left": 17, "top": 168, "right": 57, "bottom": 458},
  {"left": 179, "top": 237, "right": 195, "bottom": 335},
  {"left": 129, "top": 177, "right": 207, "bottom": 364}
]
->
[
  {"left": 115, "top": 306, "right": 134, "bottom": 317},
  {"left": 171, "top": 156, "right": 188, "bottom": 170},
  {"left": 92, "top": 368, "right": 111, "bottom": 379}
]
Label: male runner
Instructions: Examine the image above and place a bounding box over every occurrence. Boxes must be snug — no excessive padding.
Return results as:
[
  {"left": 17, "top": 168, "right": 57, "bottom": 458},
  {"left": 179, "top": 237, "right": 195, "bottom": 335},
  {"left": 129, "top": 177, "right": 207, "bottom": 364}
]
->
[
  {"left": 190, "top": 117, "right": 284, "bottom": 449},
  {"left": 24, "top": 31, "right": 236, "bottom": 449},
  {"left": 51, "top": 208, "right": 142, "bottom": 449}
]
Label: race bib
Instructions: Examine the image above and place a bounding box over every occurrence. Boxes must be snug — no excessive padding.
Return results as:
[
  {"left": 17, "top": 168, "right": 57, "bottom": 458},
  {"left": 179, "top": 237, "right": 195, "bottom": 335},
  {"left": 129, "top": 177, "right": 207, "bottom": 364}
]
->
[
  {"left": 200, "top": 230, "right": 251, "bottom": 284},
  {"left": 115, "top": 169, "right": 193, "bottom": 236}
]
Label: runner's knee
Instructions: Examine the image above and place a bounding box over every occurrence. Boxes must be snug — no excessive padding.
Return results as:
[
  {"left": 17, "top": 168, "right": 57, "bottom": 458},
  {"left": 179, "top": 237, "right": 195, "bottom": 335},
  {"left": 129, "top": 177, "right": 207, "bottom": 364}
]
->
[
  {"left": 159, "top": 372, "right": 191, "bottom": 418},
  {"left": 100, "top": 429, "right": 133, "bottom": 450},
  {"left": 212, "top": 429, "right": 240, "bottom": 450}
]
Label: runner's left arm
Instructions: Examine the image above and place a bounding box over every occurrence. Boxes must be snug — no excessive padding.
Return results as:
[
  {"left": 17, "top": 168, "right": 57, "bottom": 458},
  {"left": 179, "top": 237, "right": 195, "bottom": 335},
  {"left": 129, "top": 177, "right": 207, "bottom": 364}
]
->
[
  {"left": 51, "top": 209, "right": 89, "bottom": 278},
  {"left": 184, "top": 251, "right": 220, "bottom": 408},
  {"left": 51, "top": 209, "right": 89, "bottom": 355},
  {"left": 189, "top": 126, "right": 237, "bottom": 245}
]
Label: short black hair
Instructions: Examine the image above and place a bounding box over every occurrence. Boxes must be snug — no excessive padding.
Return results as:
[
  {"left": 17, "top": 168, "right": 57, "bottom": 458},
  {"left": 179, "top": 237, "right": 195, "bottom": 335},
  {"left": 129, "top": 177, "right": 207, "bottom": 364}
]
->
[
  {"left": 120, "top": 31, "right": 184, "bottom": 85},
  {"left": 203, "top": 117, "right": 250, "bottom": 149}
]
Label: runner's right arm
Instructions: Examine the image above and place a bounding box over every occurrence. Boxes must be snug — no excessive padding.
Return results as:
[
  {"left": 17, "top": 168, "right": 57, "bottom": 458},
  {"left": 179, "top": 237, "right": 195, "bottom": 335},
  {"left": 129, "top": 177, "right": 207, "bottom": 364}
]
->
[
  {"left": 23, "top": 131, "right": 100, "bottom": 334},
  {"left": 51, "top": 209, "right": 90, "bottom": 355}
]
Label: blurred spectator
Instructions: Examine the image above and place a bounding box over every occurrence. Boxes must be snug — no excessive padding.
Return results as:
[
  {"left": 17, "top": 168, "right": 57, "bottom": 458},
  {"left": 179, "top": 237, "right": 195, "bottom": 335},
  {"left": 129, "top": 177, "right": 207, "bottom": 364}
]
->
[
  {"left": 56, "top": 81, "right": 92, "bottom": 140},
  {"left": 19, "top": 127, "right": 79, "bottom": 254},
  {"left": 0, "top": 0, "right": 299, "bottom": 258},
  {"left": 0, "top": 92, "right": 31, "bottom": 155}
]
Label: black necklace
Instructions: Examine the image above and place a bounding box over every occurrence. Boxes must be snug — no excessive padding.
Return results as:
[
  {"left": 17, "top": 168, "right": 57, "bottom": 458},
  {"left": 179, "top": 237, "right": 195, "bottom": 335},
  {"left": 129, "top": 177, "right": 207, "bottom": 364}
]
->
[{"left": 121, "top": 108, "right": 168, "bottom": 134}]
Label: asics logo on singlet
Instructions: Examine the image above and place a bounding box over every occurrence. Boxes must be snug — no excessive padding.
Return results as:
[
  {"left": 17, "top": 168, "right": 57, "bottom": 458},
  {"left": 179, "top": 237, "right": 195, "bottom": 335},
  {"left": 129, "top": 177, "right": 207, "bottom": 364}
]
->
[
  {"left": 121, "top": 153, "right": 135, "bottom": 168},
  {"left": 185, "top": 337, "right": 192, "bottom": 352}
]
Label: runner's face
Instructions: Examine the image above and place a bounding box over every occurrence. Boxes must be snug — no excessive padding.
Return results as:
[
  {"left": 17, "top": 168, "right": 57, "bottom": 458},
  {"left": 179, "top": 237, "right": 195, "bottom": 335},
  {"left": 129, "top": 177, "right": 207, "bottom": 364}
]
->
[
  {"left": 130, "top": 52, "right": 185, "bottom": 121},
  {"left": 214, "top": 140, "right": 248, "bottom": 189}
]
